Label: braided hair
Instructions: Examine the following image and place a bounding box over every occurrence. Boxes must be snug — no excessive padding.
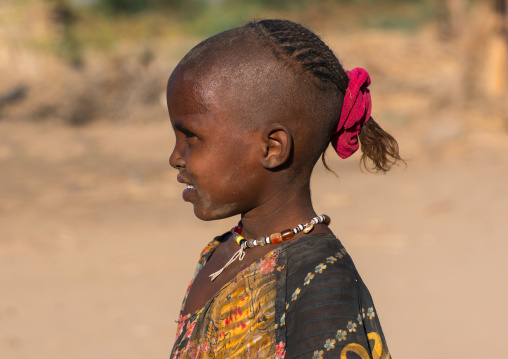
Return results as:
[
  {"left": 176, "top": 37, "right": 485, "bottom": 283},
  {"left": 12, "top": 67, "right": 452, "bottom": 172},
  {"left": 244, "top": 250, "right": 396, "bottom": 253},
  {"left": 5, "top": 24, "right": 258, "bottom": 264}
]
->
[{"left": 247, "top": 20, "right": 403, "bottom": 173}]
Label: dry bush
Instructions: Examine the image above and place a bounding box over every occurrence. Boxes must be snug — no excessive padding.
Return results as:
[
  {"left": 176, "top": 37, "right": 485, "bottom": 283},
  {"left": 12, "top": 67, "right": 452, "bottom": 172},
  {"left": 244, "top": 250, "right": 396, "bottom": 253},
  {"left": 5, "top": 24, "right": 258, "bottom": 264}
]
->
[{"left": 0, "top": 1, "right": 172, "bottom": 126}]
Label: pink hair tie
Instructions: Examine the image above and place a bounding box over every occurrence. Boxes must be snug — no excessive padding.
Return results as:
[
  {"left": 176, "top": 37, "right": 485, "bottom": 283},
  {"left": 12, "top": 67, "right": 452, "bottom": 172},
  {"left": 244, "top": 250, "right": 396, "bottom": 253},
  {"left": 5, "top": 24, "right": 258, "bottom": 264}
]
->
[{"left": 331, "top": 68, "right": 372, "bottom": 159}]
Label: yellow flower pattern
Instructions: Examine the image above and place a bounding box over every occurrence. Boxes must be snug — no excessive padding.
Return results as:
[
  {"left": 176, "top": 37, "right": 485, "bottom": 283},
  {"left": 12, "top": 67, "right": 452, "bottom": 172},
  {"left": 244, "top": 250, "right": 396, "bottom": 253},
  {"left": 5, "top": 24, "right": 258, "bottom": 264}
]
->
[
  {"left": 347, "top": 320, "right": 357, "bottom": 332},
  {"left": 324, "top": 339, "right": 336, "bottom": 351},
  {"left": 313, "top": 350, "right": 324, "bottom": 359},
  {"left": 304, "top": 272, "right": 315, "bottom": 285},
  {"left": 326, "top": 256, "right": 337, "bottom": 263},
  {"left": 291, "top": 287, "right": 301, "bottom": 301},
  {"left": 315, "top": 263, "right": 327, "bottom": 273},
  {"left": 367, "top": 307, "right": 376, "bottom": 319},
  {"left": 336, "top": 329, "right": 347, "bottom": 341}
]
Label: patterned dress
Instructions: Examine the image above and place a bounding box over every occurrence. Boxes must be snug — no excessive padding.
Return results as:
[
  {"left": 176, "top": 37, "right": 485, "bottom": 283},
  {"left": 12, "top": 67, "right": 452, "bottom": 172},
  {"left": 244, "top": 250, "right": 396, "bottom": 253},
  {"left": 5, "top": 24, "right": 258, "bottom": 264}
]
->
[{"left": 170, "top": 233, "right": 391, "bottom": 359}]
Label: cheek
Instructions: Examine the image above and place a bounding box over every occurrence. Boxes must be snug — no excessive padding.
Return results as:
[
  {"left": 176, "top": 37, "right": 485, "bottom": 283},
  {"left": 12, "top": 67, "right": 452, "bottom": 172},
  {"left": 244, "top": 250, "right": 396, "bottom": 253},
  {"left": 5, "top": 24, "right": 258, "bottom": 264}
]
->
[
  {"left": 219, "top": 150, "right": 256, "bottom": 190},
  {"left": 192, "top": 173, "right": 244, "bottom": 220},
  {"left": 191, "top": 139, "right": 260, "bottom": 199}
]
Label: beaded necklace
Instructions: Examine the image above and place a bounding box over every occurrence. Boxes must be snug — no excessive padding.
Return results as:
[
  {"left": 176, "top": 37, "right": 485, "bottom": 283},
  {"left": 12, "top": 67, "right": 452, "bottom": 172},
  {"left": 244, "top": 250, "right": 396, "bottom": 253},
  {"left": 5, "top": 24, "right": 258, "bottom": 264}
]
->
[{"left": 209, "top": 214, "right": 330, "bottom": 281}]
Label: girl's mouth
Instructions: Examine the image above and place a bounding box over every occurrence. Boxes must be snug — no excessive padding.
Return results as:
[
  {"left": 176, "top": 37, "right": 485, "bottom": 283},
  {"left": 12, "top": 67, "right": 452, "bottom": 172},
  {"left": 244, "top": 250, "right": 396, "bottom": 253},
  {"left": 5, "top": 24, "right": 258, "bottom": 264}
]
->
[{"left": 183, "top": 183, "right": 196, "bottom": 201}]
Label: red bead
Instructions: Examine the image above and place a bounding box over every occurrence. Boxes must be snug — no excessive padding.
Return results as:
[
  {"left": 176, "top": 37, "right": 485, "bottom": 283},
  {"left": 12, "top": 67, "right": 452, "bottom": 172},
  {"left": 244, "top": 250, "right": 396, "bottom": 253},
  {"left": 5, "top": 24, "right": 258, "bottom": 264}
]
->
[
  {"left": 323, "top": 215, "right": 331, "bottom": 225},
  {"left": 232, "top": 226, "right": 242, "bottom": 234},
  {"left": 270, "top": 232, "right": 282, "bottom": 244},
  {"left": 281, "top": 230, "right": 294, "bottom": 241}
]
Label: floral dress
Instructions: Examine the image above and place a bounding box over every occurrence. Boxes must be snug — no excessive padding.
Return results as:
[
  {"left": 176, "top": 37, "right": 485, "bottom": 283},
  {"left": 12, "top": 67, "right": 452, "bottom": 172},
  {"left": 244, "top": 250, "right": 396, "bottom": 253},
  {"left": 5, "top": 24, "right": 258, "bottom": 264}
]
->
[{"left": 170, "top": 233, "right": 391, "bottom": 359}]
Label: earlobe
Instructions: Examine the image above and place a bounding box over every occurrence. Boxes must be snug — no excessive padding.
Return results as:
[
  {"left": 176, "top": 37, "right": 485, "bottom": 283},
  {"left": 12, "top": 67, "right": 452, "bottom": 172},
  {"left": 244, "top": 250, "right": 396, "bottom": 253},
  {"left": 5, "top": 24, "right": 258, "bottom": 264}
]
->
[{"left": 260, "top": 124, "right": 292, "bottom": 169}]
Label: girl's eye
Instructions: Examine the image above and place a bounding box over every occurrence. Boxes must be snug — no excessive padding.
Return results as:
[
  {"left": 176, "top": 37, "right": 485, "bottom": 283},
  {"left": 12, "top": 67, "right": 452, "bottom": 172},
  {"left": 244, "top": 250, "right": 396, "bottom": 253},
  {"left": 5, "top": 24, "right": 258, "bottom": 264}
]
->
[
  {"left": 184, "top": 132, "right": 197, "bottom": 142},
  {"left": 173, "top": 123, "right": 198, "bottom": 142},
  {"left": 183, "top": 130, "right": 198, "bottom": 143}
]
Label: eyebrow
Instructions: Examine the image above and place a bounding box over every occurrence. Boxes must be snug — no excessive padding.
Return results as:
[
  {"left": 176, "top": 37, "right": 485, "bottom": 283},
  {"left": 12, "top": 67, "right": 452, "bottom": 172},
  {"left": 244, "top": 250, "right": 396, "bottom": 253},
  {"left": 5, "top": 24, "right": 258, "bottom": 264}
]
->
[
  {"left": 173, "top": 122, "right": 192, "bottom": 134},
  {"left": 172, "top": 115, "right": 207, "bottom": 136},
  {"left": 170, "top": 106, "right": 210, "bottom": 135}
]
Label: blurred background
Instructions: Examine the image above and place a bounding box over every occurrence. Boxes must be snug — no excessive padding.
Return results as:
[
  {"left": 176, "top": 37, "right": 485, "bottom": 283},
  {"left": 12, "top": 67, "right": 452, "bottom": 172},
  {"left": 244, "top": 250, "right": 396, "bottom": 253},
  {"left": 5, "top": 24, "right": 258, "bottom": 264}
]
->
[{"left": 1, "top": 0, "right": 507, "bottom": 358}]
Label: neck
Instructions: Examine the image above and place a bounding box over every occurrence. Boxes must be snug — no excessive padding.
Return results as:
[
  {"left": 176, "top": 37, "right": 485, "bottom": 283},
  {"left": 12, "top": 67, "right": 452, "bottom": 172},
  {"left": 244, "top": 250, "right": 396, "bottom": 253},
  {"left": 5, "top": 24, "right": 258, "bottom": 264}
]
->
[{"left": 238, "top": 182, "right": 328, "bottom": 240}]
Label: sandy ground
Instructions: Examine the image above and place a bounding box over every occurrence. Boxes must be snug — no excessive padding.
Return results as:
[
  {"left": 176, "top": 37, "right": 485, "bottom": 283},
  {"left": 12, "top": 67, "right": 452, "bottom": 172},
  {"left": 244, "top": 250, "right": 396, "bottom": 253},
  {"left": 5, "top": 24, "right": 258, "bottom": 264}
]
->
[{"left": 0, "top": 117, "right": 507, "bottom": 359}]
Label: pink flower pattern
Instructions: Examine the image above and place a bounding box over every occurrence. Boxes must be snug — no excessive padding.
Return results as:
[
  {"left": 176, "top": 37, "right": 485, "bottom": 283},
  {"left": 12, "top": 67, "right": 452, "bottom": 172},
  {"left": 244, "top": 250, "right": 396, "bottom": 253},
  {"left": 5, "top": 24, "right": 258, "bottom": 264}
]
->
[
  {"left": 275, "top": 341, "right": 286, "bottom": 359},
  {"left": 259, "top": 256, "right": 277, "bottom": 274}
]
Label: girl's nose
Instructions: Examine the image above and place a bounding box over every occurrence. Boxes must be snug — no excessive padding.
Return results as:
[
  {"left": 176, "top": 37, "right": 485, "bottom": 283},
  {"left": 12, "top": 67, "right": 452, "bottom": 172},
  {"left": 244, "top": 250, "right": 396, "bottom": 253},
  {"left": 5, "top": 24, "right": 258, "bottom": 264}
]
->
[{"left": 169, "top": 145, "right": 185, "bottom": 169}]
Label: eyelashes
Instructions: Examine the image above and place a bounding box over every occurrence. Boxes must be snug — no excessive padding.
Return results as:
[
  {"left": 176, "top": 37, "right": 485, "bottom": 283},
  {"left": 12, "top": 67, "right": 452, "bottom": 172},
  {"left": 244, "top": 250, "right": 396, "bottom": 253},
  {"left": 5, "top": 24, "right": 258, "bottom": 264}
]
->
[
  {"left": 183, "top": 130, "right": 198, "bottom": 144},
  {"left": 173, "top": 122, "right": 199, "bottom": 141},
  {"left": 175, "top": 126, "right": 197, "bottom": 139}
]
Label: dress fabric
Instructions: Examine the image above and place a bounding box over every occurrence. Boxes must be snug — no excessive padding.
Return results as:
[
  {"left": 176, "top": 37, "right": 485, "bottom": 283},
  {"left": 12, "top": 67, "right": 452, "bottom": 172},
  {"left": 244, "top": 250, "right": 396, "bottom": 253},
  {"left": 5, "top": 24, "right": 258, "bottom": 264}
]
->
[{"left": 170, "top": 233, "right": 391, "bottom": 359}]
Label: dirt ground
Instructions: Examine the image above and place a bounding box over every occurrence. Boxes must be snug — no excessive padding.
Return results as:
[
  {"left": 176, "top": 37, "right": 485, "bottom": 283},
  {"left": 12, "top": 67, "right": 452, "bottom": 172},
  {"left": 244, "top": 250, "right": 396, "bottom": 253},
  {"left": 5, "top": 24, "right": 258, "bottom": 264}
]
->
[{"left": 1, "top": 24, "right": 508, "bottom": 359}]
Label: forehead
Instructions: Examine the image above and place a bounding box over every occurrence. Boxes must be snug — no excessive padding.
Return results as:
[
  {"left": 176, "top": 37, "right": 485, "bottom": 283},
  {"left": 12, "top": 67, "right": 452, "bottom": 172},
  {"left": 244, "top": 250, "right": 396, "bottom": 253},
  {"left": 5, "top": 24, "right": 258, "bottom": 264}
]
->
[
  {"left": 167, "top": 64, "right": 215, "bottom": 112},
  {"left": 167, "top": 64, "right": 252, "bottom": 137}
]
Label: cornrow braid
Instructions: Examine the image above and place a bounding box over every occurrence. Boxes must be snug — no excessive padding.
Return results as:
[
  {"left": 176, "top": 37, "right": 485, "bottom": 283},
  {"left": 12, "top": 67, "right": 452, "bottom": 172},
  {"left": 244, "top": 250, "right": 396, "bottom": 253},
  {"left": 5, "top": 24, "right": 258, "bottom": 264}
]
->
[
  {"left": 248, "top": 20, "right": 349, "bottom": 93},
  {"left": 247, "top": 19, "right": 404, "bottom": 173}
]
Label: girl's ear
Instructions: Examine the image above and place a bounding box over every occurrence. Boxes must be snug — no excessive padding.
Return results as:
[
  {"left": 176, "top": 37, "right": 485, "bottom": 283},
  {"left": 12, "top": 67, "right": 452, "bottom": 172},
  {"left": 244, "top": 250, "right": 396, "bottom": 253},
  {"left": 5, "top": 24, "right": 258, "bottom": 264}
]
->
[{"left": 260, "top": 124, "right": 292, "bottom": 169}]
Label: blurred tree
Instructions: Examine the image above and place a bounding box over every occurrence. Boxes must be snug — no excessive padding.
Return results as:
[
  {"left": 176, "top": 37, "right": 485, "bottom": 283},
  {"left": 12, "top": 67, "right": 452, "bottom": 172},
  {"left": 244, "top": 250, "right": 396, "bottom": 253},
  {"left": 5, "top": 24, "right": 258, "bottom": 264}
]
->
[
  {"left": 493, "top": 0, "right": 508, "bottom": 36},
  {"left": 94, "top": 0, "right": 191, "bottom": 14},
  {"left": 433, "top": 0, "right": 466, "bottom": 38},
  {"left": 99, "top": 0, "right": 148, "bottom": 13},
  {"left": 50, "top": 0, "right": 84, "bottom": 68},
  {"left": 432, "top": 0, "right": 507, "bottom": 99},
  {"left": 486, "top": 0, "right": 508, "bottom": 96},
  {"left": 93, "top": 0, "right": 305, "bottom": 15}
]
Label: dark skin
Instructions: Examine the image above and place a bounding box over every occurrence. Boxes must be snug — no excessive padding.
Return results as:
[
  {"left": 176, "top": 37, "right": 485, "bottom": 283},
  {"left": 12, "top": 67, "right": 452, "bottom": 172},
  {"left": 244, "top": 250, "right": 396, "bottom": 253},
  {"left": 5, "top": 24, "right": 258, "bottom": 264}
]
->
[{"left": 167, "top": 40, "right": 333, "bottom": 316}]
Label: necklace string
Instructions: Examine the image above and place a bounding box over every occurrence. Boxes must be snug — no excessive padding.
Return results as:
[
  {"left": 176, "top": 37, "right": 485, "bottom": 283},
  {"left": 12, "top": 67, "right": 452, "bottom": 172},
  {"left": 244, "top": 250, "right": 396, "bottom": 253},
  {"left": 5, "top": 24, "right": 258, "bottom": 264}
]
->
[{"left": 209, "top": 214, "right": 330, "bottom": 281}]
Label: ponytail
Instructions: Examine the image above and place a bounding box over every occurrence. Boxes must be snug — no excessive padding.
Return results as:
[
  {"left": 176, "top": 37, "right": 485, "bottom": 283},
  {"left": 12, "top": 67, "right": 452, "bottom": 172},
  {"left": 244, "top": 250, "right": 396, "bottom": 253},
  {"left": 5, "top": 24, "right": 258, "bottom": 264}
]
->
[{"left": 358, "top": 117, "right": 404, "bottom": 173}]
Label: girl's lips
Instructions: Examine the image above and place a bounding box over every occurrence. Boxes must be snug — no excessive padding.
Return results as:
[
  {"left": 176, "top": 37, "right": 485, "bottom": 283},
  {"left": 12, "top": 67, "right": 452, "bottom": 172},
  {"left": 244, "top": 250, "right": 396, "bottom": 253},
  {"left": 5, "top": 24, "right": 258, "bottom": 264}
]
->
[
  {"left": 176, "top": 174, "right": 195, "bottom": 201},
  {"left": 182, "top": 184, "right": 196, "bottom": 201}
]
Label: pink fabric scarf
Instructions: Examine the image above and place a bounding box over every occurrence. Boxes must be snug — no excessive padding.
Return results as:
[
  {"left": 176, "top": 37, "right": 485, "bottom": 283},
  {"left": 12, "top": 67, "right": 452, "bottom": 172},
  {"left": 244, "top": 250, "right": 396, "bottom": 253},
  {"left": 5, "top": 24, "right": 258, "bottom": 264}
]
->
[{"left": 331, "top": 67, "right": 372, "bottom": 159}]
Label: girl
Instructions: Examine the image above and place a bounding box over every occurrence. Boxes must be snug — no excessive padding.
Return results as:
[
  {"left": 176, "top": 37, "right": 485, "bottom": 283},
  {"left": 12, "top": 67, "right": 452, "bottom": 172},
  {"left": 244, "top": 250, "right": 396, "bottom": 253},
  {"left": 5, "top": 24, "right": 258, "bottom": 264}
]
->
[{"left": 167, "top": 19, "right": 401, "bottom": 359}]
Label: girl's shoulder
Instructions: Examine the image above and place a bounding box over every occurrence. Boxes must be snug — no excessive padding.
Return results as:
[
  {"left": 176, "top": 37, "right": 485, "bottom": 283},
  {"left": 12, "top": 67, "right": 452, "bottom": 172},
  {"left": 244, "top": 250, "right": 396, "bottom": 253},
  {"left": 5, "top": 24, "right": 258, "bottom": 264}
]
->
[
  {"left": 278, "top": 233, "right": 363, "bottom": 294},
  {"left": 281, "top": 232, "right": 345, "bottom": 252},
  {"left": 279, "top": 233, "right": 354, "bottom": 270}
]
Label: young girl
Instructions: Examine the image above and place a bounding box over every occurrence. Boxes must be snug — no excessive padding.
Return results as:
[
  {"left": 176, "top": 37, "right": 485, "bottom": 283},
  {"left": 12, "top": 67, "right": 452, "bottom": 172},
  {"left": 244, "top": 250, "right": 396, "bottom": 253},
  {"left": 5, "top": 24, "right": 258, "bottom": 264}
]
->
[{"left": 167, "top": 19, "right": 401, "bottom": 359}]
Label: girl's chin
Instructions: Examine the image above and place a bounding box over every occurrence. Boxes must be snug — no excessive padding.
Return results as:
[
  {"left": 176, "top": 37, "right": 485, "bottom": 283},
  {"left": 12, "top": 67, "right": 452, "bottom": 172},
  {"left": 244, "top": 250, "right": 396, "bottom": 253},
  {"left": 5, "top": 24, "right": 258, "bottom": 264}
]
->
[{"left": 192, "top": 204, "right": 240, "bottom": 222}]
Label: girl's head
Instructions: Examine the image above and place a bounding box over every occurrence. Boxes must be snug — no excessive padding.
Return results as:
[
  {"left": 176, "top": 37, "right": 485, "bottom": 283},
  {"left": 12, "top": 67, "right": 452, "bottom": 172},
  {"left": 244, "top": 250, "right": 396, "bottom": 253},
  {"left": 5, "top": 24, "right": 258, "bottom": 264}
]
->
[{"left": 167, "top": 19, "right": 402, "bottom": 220}]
